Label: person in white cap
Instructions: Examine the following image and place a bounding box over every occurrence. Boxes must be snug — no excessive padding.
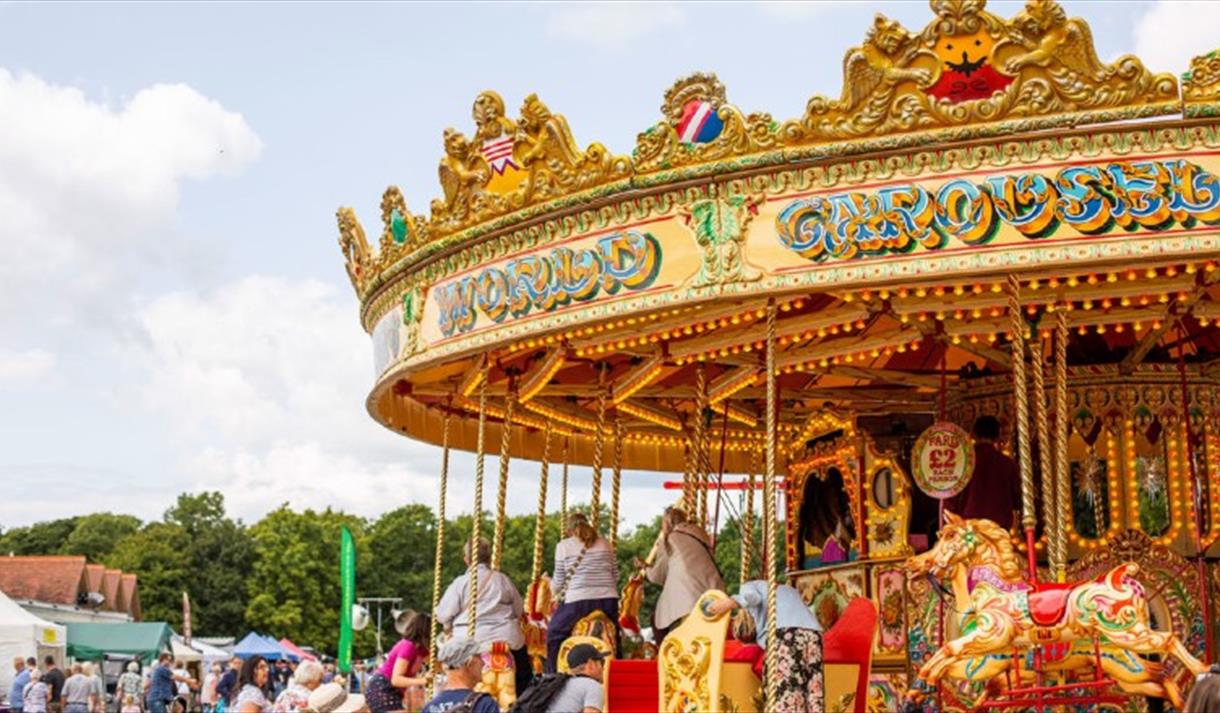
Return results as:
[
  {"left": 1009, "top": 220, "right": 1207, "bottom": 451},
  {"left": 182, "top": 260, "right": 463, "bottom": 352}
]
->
[
  {"left": 419, "top": 639, "right": 497, "bottom": 713},
  {"left": 304, "top": 683, "right": 367, "bottom": 713}
]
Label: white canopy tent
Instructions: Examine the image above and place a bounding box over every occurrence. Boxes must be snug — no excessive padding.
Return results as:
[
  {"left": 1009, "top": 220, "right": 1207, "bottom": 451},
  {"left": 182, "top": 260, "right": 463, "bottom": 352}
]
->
[
  {"left": 171, "top": 634, "right": 230, "bottom": 664},
  {"left": 0, "top": 589, "right": 66, "bottom": 705}
]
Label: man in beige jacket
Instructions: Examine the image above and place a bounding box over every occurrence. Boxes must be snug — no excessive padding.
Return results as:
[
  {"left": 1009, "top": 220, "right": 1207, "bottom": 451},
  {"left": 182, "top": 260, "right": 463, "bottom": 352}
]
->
[{"left": 640, "top": 507, "right": 724, "bottom": 642}]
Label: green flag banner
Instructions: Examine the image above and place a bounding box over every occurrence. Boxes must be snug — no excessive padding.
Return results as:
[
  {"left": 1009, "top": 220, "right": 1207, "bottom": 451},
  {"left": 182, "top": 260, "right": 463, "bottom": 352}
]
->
[{"left": 338, "top": 526, "right": 356, "bottom": 673}]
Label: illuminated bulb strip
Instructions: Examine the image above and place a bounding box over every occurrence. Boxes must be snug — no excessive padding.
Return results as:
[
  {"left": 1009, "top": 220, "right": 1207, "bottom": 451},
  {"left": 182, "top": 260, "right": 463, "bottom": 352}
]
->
[
  {"left": 788, "top": 411, "right": 854, "bottom": 451},
  {"left": 459, "top": 355, "right": 488, "bottom": 397},
  {"left": 518, "top": 348, "right": 565, "bottom": 403},
  {"left": 708, "top": 366, "right": 759, "bottom": 406},
  {"left": 455, "top": 396, "right": 569, "bottom": 436},
  {"left": 788, "top": 447, "right": 857, "bottom": 479},
  {"left": 611, "top": 355, "right": 665, "bottom": 404},
  {"left": 711, "top": 401, "right": 759, "bottom": 428},
  {"left": 616, "top": 400, "right": 683, "bottom": 431},
  {"left": 522, "top": 400, "right": 600, "bottom": 432}
]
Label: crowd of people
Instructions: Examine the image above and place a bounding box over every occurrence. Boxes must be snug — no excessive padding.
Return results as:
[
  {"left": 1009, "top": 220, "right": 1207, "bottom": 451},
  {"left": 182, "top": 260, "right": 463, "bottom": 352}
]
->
[{"left": 6, "top": 504, "right": 828, "bottom": 713}]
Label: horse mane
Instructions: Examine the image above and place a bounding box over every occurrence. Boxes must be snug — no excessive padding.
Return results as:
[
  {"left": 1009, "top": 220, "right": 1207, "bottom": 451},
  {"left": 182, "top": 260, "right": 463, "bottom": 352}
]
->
[{"left": 971, "top": 518, "right": 1024, "bottom": 581}]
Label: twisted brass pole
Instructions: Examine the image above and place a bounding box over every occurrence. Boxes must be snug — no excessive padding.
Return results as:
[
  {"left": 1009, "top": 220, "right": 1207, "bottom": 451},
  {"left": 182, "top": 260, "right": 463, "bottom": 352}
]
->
[
  {"left": 469, "top": 365, "right": 489, "bottom": 629},
  {"left": 590, "top": 366, "right": 607, "bottom": 533},
  {"left": 1008, "top": 275, "right": 1035, "bottom": 531},
  {"left": 1031, "top": 333, "right": 1056, "bottom": 573},
  {"left": 530, "top": 421, "right": 553, "bottom": 585},
  {"left": 1054, "top": 308, "right": 1070, "bottom": 581},
  {"left": 741, "top": 448, "right": 758, "bottom": 584},
  {"left": 763, "top": 299, "right": 780, "bottom": 706},
  {"left": 427, "top": 407, "right": 452, "bottom": 697},
  {"left": 682, "top": 439, "right": 695, "bottom": 517},
  {"left": 492, "top": 386, "right": 515, "bottom": 570},
  {"left": 694, "top": 364, "right": 710, "bottom": 528},
  {"left": 561, "top": 436, "right": 570, "bottom": 529},
  {"left": 609, "top": 412, "right": 624, "bottom": 548}
]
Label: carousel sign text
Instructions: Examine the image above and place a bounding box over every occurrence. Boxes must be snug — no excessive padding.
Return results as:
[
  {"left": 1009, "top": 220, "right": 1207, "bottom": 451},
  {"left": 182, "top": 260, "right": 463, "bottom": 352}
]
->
[
  {"left": 434, "top": 230, "right": 662, "bottom": 336},
  {"left": 776, "top": 160, "right": 1220, "bottom": 262}
]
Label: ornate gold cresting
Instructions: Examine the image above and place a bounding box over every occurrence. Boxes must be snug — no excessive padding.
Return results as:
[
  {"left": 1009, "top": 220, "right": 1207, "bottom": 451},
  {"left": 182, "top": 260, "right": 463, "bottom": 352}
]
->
[
  {"left": 337, "top": 0, "right": 1183, "bottom": 303},
  {"left": 1184, "top": 49, "right": 1220, "bottom": 117}
]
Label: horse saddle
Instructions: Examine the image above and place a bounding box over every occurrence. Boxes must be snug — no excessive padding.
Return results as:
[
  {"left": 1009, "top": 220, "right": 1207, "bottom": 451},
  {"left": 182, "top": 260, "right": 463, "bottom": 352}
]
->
[{"left": 1027, "top": 582, "right": 1075, "bottom": 627}]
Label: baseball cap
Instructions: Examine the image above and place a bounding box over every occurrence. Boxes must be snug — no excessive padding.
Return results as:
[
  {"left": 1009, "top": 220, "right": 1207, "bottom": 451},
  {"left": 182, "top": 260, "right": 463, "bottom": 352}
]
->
[
  {"left": 565, "top": 643, "right": 606, "bottom": 670},
  {"left": 437, "top": 637, "right": 482, "bottom": 670},
  {"left": 306, "top": 683, "right": 366, "bottom": 713}
]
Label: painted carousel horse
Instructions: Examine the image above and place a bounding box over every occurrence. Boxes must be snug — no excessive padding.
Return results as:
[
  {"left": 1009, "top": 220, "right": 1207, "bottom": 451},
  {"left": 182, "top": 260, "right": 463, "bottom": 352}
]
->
[
  {"left": 523, "top": 575, "right": 552, "bottom": 673},
  {"left": 571, "top": 608, "right": 618, "bottom": 655},
  {"left": 904, "top": 512, "right": 1205, "bottom": 708},
  {"left": 619, "top": 572, "right": 645, "bottom": 637},
  {"left": 475, "top": 640, "right": 517, "bottom": 709}
]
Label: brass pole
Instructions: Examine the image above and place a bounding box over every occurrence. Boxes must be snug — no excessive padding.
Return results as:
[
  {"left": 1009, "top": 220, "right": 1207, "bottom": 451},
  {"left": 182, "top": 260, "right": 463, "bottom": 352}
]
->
[{"left": 763, "top": 299, "right": 780, "bottom": 706}]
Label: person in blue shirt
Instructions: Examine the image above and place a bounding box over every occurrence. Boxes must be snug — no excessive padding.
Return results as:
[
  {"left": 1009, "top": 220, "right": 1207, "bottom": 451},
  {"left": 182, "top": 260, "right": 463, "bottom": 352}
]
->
[
  {"left": 147, "top": 653, "right": 195, "bottom": 713},
  {"left": 706, "top": 580, "right": 824, "bottom": 713},
  {"left": 10, "top": 656, "right": 32, "bottom": 713},
  {"left": 420, "top": 638, "right": 497, "bottom": 713}
]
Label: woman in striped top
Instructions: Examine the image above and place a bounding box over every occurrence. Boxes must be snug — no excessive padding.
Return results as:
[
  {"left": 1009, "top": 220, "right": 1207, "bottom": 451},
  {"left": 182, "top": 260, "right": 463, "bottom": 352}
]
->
[{"left": 545, "top": 513, "right": 619, "bottom": 672}]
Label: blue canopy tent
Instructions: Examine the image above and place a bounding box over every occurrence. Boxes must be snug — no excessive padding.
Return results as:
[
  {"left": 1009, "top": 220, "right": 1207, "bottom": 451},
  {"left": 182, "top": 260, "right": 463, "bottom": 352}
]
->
[
  {"left": 259, "top": 633, "right": 298, "bottom": 662},
  {"left": 233, "top": 631, "right": 289, "bottom": 661}
]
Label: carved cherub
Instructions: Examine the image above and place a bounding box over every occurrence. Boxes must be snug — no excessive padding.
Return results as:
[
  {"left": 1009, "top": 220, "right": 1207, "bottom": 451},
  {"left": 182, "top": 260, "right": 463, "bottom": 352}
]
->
[
  {"left": 516, "top": 93, "right": 584, "bottom": 169},
  {"left": 1005, "top": 0, "right": 1107, "bottom": 80},
  {"left": 838, "top": 14, "right": 933, "bottom": 111},
  {"left": 336, "top": 207, "right": 372, "bottom": 288},
  {"left": 472, "top": 90, "right": 518, "bottom": 144},
  {"left": 434, "top": 128, "right": 488, "bottom": 216}
]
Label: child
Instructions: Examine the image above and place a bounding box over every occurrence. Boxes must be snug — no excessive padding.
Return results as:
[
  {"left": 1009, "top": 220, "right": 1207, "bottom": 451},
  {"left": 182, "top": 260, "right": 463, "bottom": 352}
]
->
[{"left": 120, "top": 694, "right": 141, "bottom": 713}]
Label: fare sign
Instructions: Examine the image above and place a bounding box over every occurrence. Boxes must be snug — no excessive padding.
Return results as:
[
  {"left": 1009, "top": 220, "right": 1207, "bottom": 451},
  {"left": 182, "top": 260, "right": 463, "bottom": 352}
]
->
[{"left": 912, "top": 422, "right": 974, "bottom": 499}]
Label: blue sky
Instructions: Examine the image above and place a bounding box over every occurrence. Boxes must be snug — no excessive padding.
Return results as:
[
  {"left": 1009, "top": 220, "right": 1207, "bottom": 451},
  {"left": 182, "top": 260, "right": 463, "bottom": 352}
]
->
[{"left": 0, "top": 1, "right": 1215, "bottom": 529}]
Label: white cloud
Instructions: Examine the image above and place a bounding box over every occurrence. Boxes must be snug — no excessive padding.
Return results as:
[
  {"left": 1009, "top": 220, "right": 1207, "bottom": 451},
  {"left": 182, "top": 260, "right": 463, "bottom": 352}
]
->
[
  {"left": 1133, "top": 1, "right": 1220, "bottom": 75},
  {"left": 0, "top": 348, "right": 55, "bottom": 385},
  {"left": 546, "top": 3, "right": 684, "bottom": 50},
  {"left": 0, "top": 69, "right": 262, "bottom": 331}
]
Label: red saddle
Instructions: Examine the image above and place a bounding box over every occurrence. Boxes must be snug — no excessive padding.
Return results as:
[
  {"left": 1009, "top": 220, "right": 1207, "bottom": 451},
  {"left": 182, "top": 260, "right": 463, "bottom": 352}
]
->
[{"left": 1027, "top": 582, "right": 1075, "bottom": 627}]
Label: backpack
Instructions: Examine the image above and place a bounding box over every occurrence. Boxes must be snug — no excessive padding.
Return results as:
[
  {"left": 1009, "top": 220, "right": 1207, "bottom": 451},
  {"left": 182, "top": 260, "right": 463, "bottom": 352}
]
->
[{"left": 508, "top": 673, "right": 571, "bottom": 713}]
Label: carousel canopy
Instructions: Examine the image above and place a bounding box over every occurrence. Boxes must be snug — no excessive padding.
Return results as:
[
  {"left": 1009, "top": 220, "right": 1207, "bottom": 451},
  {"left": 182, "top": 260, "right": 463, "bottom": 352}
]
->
[{"left": 336, "top": 0, "right": 1220, "bottom": 473}]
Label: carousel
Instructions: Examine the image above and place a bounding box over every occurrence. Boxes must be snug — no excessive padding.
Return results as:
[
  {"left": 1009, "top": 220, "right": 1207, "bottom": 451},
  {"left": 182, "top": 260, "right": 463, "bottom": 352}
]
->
[{"left": 336, "top": 0, "right": 1220, "bottom": 709}]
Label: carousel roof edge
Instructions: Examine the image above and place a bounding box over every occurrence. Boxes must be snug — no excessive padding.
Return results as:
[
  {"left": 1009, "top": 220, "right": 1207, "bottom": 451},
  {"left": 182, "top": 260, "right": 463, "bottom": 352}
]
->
[{"left": 337, "top": 0, "right": 1220, "bottom": 326}]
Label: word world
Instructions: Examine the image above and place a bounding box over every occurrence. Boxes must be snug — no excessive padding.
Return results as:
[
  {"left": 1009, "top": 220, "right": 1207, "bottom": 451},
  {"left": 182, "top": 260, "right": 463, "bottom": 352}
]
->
[{"left": 435, "top": 231, "right": 661, "bottom": 336}]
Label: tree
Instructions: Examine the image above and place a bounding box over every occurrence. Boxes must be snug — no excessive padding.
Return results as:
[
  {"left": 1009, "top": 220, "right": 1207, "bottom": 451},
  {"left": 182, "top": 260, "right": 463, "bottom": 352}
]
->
[
  {"left": 106, "top": 523, "right": 191, "bottom": 625},
  {"left": 245, "top": 506, "right": 366, "bottom": 655},
  {"left": 165, "top": 493, "right": 255, "bottom": 636},
  {"left": 0, "top": 517, "right": 80, "bottom": 555},
  {"left": 61, "top": 514, "right": 142, "bottom": 562}
]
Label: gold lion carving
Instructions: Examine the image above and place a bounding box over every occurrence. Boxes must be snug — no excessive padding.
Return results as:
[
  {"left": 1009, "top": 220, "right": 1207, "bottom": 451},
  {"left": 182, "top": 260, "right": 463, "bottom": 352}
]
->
[
  {"left": 516, "top": 93, "right": 629, "bottom": 199},
  {"left": 337, "top": 207, "right": 372, "bottom": 291}
]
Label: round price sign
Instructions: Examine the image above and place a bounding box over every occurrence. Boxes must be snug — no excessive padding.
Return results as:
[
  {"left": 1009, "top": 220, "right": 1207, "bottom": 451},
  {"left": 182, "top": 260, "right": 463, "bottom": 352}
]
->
[{"left": 911, "top": 421, "right": 975, "bottom": 499}]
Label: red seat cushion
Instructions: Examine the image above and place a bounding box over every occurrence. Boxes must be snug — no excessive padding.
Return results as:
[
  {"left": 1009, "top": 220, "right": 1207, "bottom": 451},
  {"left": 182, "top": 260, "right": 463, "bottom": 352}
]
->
[
  {"left": 724, "top": 640, "right": 765, "bottom": 678},
  {"left": 823, "top": 598, "right": 877, "bottom": 665},
  {"left": 605, "top": 659, "right": 658, "bottom": 713},
  {"left": 1028, "top": 582, "right": 1075, "bottom": 627}
]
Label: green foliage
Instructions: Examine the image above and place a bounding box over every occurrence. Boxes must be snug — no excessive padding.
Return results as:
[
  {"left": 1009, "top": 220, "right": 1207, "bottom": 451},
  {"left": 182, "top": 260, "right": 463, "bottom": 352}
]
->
[
  {"left": 105, "top": 522, "right": 191, "bottom": 625},
  {"left": 166, "top": 493, "right": 255, "bottom": 636},
  {"left": 61, "top": 513, "right": 142, "bottom": 562},
  {"left": 244, "top": 505, "right": 366, "bottom": 655},
  {"left": 0, "top": 517, "right": 81, "bottom": 555}
]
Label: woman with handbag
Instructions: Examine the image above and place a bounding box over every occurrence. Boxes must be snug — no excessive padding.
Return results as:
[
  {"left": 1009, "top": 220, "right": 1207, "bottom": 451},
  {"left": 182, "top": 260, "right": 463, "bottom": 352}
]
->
[
  {"left": 544, "top": 513, "right": 619, "bottom": 673},
  {"left": 638, "top": 506, "right": 724, "bottom": 644}
]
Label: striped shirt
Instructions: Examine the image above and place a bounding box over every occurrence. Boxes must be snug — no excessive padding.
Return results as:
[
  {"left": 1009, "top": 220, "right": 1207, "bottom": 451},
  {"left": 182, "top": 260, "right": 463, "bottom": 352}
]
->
[{"left": 551, "top": 536, "right": 618, "bottom": 603}]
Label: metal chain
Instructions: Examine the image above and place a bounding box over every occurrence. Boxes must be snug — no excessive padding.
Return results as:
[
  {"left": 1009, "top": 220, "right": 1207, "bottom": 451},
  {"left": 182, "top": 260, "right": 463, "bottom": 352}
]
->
[
  {"left": 761, "top": 297, "right": 780, "bottom": 703},
  {"left": 427, "top": 406, "right": 452, "bottom": 697},
  {"left": 609, "top": 411, "right": 624, "bottom": 548},
  {"left": 492, "top": 386, "right": 515, "bottom": 570},
  {"left": 1030, "top": 333, "right": 1056, "bottom": 572},
  {"left": 1008, "top": 275, "right": 1035, "bottom": 530},
  {"left": 1054, "top": 308, "right": 1071, "bottom": 581},
  {"left": 469, "top": 366, "right": 489, "bottom": 629}
]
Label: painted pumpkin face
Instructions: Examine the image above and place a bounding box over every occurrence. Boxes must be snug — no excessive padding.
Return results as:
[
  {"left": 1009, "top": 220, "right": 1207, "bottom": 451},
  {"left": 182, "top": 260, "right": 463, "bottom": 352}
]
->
[{"left": 926, "top": 29, "right": 1012, "bottom": 103}]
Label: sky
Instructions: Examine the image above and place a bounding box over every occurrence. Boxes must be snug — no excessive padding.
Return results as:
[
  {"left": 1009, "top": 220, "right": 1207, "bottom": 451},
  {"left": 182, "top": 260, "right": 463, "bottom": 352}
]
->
[{"left": 1, "top": 0, "right": 1218, "bottom": 531}]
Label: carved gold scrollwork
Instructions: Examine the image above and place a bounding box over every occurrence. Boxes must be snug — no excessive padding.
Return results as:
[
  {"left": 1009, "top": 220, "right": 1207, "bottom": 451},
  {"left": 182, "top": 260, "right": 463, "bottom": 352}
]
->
[
  {"left": 1184, "top": 49, "right": 1220, "bottom": 117},
  {"left": 680, "top": 194, "right": 765, "bottom": 289},
  {"left": 337, "top": 206, "right": 372, "bottom": 293},
  {"left": 659, "top": 635, "right": 713, "bottom": 713}
]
